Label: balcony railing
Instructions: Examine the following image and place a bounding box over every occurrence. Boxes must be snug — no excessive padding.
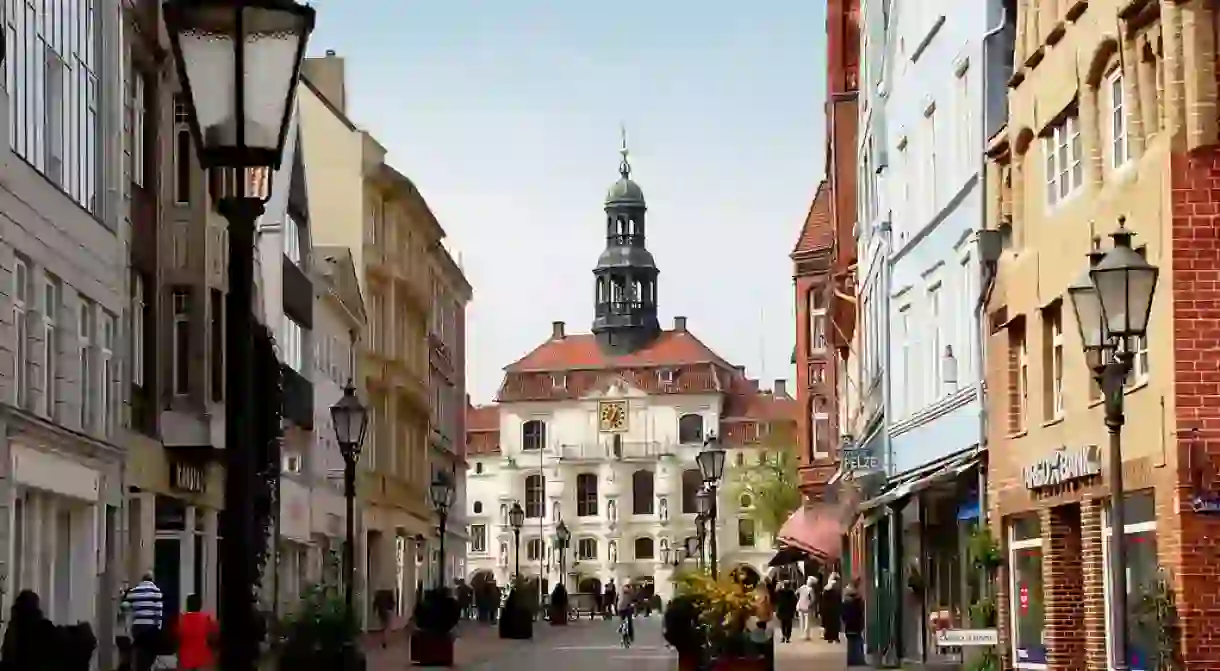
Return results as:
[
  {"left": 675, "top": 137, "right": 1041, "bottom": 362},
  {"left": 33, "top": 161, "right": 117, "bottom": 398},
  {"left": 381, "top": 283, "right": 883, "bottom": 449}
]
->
[{"left": 558, "top": 440, "right": 665, "bottom": 461}]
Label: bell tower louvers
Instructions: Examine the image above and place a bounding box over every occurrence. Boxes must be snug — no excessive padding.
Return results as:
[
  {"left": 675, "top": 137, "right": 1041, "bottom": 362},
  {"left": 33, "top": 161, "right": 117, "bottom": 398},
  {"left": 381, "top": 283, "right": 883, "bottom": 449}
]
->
[{"left": 593, "top": 133, "right": 661, "bottom": 355}]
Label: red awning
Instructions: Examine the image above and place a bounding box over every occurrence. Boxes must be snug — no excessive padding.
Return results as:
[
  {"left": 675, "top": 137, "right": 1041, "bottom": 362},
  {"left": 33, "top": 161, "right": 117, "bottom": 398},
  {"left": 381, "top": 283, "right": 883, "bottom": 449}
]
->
[{"left": 777, "top": 504, "right": 844, "bottom": 562}]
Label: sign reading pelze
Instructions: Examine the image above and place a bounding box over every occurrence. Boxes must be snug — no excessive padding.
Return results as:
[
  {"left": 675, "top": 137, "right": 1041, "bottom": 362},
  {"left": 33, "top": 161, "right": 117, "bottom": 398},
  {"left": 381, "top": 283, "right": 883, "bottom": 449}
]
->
[{"left": 1022, "top": 445, "right": 1101, "bottom": 490}]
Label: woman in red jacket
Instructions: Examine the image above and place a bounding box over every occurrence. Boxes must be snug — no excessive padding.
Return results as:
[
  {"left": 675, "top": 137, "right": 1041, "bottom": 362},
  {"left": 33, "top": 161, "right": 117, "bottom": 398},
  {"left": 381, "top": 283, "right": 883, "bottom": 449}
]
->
[{"left": 175, "top": 594, "right": 218, "bottom": 671}]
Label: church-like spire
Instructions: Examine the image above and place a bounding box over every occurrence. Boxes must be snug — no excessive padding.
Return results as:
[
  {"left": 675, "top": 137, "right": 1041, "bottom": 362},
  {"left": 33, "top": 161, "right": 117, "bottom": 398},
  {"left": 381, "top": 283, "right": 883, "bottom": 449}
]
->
[{"left": 593, "top": 131, "right": 660, "bottom": 355}]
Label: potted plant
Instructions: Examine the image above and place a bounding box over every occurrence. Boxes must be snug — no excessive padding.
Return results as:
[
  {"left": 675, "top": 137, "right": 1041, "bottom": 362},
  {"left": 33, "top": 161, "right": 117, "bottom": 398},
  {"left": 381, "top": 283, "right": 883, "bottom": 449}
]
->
[
  {"left": 277, "top": 586, "right": 364, "bottom": 671},
  {"left": 410, "top": 587, "right": 461, "bottom": 667},
  {"left": 663, "top": 593, "right": 705, "bottom": 671},
  {"left": 499, "top": 580, "right": 534, "bottom": 640},
  {"left": 549, "top": 583, "right": 569, "bottom": 626},
  {"left": 675, "top": 571, "right": 768, "bottom": 671}
]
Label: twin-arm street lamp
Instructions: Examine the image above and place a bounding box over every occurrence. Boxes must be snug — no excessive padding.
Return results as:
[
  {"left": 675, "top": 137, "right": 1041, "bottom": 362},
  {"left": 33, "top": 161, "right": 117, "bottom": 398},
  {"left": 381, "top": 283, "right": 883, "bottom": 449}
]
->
[
  {"left": 1066, "top": 218, "right": 1159, "bottom": 671},
  {"left": 696, "top": 436, "right": 727, "bottom": 579},
  {"left": 430, "top": 472, "right": 456, "bottom": 589},
  {"left": 554, "top": 521, "right": 571, "bottom": 588},
  {"left": 509, "top": 502, "right": 525, "bottom": 578},
  {"left": 164, "top": 2, "right": 315, "bottom": 670}
]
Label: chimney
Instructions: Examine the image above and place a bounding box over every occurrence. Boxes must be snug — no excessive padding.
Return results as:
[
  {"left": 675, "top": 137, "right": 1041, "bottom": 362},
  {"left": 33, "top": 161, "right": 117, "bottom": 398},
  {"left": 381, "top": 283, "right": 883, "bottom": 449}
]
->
[
  {"left": 302, "top": 51, "right": 348, "bottom": 113},
  {"left": 551, "top": 321, "right": 565, "bottom": 339},
  {"left": 673, "top": 316, "right": 687, "bottom": 332},
  {"left": 774, "top": 379, "right": 788, "bottom": 398}
]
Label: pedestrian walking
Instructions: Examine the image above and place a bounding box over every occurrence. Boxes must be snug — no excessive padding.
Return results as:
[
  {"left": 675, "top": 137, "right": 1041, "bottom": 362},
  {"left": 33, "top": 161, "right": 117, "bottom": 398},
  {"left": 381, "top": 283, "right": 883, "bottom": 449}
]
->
[
  {"left": 616, "top": 583, "right": 636, "bottom": 644},
  {"left": 795, "top": 576, "right": 818, "bottom": 640},
  {"left": 820, "top": 572, "right": 842, "bottom": 643},
  {"left": 174, "top": 594, "right": 217, "bottom": 671},
  {"left": 122, "top": 573, "right": 165, "bottom": 671},
  {"left": 602, "top": 582, "right": 616, "bottom": 620},
  {"left": 0, "top": 590, "right": 56, "bottom": 671},
  {"left": 843, "top": 580, "right": 867, "bottom": 666},
  {"left": 774, "top": 581, "right": 798, "bottom": 643},
  {"left": 455, "top": 579, "right": 473, "bottom": 620}
]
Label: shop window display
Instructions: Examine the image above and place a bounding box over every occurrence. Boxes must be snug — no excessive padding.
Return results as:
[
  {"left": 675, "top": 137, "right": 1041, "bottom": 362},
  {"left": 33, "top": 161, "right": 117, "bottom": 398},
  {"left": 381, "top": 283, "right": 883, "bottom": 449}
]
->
[
  {"left": 1103, "top": 492, "right": 1158, "bottom": 671},
  {"left": 1009, "top": 515, "right": 1046, "bottom": 668}
]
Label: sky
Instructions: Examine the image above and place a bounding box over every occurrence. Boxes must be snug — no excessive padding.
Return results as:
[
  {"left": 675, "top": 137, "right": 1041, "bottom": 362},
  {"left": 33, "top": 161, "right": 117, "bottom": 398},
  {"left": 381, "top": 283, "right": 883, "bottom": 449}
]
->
[{"left": 307, "top": 0, "right": 828, "bottom": 403}]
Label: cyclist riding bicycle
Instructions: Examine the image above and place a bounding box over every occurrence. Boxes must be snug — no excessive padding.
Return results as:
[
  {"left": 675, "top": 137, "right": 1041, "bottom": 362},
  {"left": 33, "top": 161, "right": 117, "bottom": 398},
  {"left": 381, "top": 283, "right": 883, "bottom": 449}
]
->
[{"left": 616, "top": 583, "right": 636, "bottom": 646}]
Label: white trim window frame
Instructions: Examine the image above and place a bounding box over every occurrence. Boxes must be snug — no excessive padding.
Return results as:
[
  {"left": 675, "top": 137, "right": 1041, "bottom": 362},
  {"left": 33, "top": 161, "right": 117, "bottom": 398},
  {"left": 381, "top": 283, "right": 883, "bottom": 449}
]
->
[
  {"left": 470, "top": 524, "right": 487, "bottom": 553},
  {"left": 958, "top": 250, "right": 975, "bottom": 381},
  {"left": 43, "top": 274, "right": 60, "bottom": 419},
  {"left": 955, "top": 63, "right": 972, "bottom": 185},
  {"left": 1051, "top": 308, "right": 1064, "bottom": 418},
  {"left": 1009, "top": 524, "right": 1047, "bottom": 670},
  {"left": 1107, "top": 70, "right": 1130, "bottom": 171},
  {"left": 79, "top": 300, "right": 95, "bottom": 431},
  {"left": 1045, "top": 115, "right": 1083, "bottom": 208},
  {"left": 12, "top": 258, "right": 30, "bottom": 408},
  {"left": 132, "top": 70, "right": 146, "bottom": 188},
  {"left": 928, "top": 282, "right": 943, "bottom": 400},
  {"left": 100, "top": 311, "right": 115, "bottom": 437},
  {"left": 812, "top": 406, "right": 831, "bottom": 459},
  {"left": 173, "top": 289, "right": 190, "bottom": 396},
  {"left": 808, "top": 289, "right": 827, "bottom": 354},
  {"left": 282, "top": 316, "right": 304, "bottom": 372},
  {"left": 174, "top": 94, "right": 192, "bottom": 205},
  {"left": 924, "top": 104, "right": 938, "bottom": 223},
  {"left": 898, "top": 302, "right": 912, "bottom": 418},
  {"left": 284, "top": 212, "right": 302, "bottom": 266},
  {"left": 1018, "top": 329, "right": 1029, "bottom": 429},
  {"left": 1101, "top": 504, "right": 1157, "bottom": 671},
  {"left": 1126, "top": 336, "right": 1150, "bottom": 387},
  {"left": 131, "top": 273, "right": 145, "bottom": 388}
]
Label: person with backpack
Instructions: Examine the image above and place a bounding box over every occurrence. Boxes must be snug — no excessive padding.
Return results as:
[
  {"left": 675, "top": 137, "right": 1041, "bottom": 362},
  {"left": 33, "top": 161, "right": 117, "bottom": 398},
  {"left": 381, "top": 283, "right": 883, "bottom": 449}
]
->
[{"left": 122, "top": 573, "right": 164, "bottom": 671}]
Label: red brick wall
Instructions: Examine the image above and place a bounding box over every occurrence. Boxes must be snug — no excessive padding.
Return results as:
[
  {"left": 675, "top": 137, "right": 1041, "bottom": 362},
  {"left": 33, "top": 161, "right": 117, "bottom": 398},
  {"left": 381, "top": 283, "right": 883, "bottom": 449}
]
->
[
  {"left": 1170, "top": 147, "right": 1220, "bottom": 669},
  {"left": 1043, "top": 505, "right": 1085, "bottom": 669},
  {"left": 1081, "top": 498, "right": 1107, "bottom": 671}
]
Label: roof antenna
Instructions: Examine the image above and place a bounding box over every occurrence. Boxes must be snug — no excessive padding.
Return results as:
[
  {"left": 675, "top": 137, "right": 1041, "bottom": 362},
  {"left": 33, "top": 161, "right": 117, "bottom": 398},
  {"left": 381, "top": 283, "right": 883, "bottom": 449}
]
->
[{"left": 619, "top": 123, "right": 631, "bottom": 178}]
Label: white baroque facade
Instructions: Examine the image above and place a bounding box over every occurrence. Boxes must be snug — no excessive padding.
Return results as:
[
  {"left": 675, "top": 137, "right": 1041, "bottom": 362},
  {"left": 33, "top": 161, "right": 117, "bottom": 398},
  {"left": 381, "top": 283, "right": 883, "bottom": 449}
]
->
[{"left": 467, "top": 376, "right": 789, "bottom": 602}]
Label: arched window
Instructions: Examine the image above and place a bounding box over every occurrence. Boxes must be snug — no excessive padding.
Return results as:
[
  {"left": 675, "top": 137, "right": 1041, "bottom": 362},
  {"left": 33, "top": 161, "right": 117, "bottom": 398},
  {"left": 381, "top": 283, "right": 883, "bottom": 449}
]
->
[
  {"left": 577, "top": 473, "right": 599, "bottom": 516},
  {"left": 552, "top": 500, "right": 561, "bottom": 521},
  {"left": 524, "top": 474, "right": 543, "bottom": 518},
  {"left": 473, "top": 501, "right": 483, "bottom": 514},
  {"left": 678, "top": 414, "right": 704, "bottom": 444},
  {"left": 632, "top": 470, "right": 655, "bottom": 515},
  {"left": 577, "top": 538, "right": 598, "bottom": 560},
  {"left": 522, "top": 420, "right": 546, "bottom": 450},
  {"left": 681, "top": 469, "right": 702, "bottom": 514},
  {"left": 634, "top": 537, "right": 655, "bottom": 560}
]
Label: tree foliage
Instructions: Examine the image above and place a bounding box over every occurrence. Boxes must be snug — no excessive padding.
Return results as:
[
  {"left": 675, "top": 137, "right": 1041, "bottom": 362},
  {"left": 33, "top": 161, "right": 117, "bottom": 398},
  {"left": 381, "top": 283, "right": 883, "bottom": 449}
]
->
[{"left": 727, "top": 447, "right": 802, "bottom": 538}]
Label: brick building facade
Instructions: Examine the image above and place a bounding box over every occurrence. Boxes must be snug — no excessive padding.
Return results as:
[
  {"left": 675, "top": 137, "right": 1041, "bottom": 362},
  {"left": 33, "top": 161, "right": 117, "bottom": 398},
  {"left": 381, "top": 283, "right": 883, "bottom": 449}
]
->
[{"left": 984, "top": 1, "right": 1220, "bottom": 669}]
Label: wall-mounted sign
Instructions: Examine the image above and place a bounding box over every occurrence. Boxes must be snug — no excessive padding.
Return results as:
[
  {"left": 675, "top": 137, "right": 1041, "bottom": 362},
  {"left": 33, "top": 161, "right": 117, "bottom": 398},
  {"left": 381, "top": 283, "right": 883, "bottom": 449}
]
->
[
  {"left": 1022, "top": 445, "right": 1101, "bottom": 490},
  {"left": 170, "top": 462, "right": 206, "bottom": 493},
  {"left": 1191, "top": 495, "right": 1220, "bottom": 514},
  {"left": 842, "top": 446, "right": 881, "bottom": 475},
  {"left": 935, "top": 629, "right": 998, "bottom": 647}
]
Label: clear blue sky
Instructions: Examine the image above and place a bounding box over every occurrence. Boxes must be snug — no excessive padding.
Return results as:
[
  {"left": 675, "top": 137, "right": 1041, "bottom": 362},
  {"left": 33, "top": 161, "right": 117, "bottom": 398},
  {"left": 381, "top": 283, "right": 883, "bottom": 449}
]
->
[{"left": 308, "top": 0, "right": 828, "bottom": 403}]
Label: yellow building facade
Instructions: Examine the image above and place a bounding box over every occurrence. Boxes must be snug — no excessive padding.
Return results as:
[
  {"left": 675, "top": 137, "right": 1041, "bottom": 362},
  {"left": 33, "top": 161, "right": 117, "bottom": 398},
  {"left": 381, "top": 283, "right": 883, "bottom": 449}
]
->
[
  {"left": 984, "top": 1, "right": 1220, "bottom": 668},
  {"left": 298, "top": 52, "right": 437, "bottom": 625}
]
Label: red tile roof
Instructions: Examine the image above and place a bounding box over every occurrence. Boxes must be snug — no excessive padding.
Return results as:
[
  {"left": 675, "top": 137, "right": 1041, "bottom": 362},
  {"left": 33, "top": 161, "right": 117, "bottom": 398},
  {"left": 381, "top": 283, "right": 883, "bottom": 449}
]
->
[
  {"left": 505, "top": 329, "right": 730, "bottom": 372},
  {"left": 791, "top": 180, "right": 833, "bottom": 256},
  {"left": 466, "top": 404, "right": 500, "bottom": 455}
]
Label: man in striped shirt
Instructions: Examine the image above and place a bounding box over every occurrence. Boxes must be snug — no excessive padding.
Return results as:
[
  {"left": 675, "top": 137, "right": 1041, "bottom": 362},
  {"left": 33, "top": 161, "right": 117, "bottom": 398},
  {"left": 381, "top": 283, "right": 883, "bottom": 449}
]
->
[{"left": 122, "top": 573, "right": 164, "bottom": 671}]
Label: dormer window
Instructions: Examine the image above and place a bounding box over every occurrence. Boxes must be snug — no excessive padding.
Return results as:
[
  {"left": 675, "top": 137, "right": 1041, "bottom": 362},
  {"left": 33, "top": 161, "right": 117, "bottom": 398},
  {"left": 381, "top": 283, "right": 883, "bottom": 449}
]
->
[
  {"left": 552, "top": 373, "right": 567, "bottom": 390},
  {"left": 659, "top": 368, "right": 676, "bottom": 385}
]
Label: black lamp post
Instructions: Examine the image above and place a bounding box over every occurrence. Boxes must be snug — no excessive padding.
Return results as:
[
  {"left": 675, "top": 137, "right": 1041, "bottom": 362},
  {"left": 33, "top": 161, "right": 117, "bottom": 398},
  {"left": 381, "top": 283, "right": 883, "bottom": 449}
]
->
[
  {"left": 509, "top": 502, "right": 525, "bottom": 578},
  {"left": 696, "top": 437, "right": 726, "bottom": 579},
  {"left": 164, "top": 3, "right": 314, "bottom": 670},
  {"left": 1066, "top": 218, "right": 1158, "bottom": 671},
  {"left": 430, "top": 472, "right": 456, "bottom": 589},
  {"left": 330, "top": 383, "right": 368, "bottom": 639},
  {"left": 555, "top": 520, "right": 571, "bottom": 589},
  {"left": 694, "top": 513, "right": 708, "bottom": 571}
]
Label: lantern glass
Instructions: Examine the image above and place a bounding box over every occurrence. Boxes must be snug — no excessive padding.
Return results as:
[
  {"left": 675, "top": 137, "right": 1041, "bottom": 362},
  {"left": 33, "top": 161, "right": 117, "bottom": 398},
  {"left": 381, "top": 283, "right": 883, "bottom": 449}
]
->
[
  {"left": 329, "top": 384, "right": 367, "bottom": 458},
  {"left": 429, "top": 472, "right": 454, "bottom": 512},
  {"left": 555, "top": 520, "right": 570, "bottom": 544},
  {"left": 696, "top": 488, "right": 713, "bottom": 515},
  {"left": 684, "top": 536, "right": 700, "bottom": 556},
  {"left": 1091, "top": 231, "right": 1159, "bottom": 339},
  {"left": 165, "top": 0, "right": 315, "bottom": 168},
  {"left": 1067, "top": 269, "right": 1107, "bottom": 354},
  {"left": 660, "top": 547, "right": 670, "bottom": 564},
  {"left": 697, "top": 446, "right": 726, "bottom": 483},
  {"left": 509, "top": 502, "right": 525, "bottom": 529}
]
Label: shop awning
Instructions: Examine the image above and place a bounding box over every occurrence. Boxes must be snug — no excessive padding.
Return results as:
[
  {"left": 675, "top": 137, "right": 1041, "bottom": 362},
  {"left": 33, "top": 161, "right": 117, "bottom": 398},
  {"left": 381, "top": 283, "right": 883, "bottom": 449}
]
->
[
  {"left": 777, "top": 504, "right": 844, "bottom": 562},
  {"left": 767, "top": 545, "right": 809, "bottom": 567},
  {"left": 858, "top": 450, "right": 980, "bottom": 513}
]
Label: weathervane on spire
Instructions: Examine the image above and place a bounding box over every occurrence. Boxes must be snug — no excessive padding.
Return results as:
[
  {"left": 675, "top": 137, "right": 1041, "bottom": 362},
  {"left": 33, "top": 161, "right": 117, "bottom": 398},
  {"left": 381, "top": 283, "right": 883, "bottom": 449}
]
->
[{"left": 619, "top": 123, "right": 631, "bottom": 178}]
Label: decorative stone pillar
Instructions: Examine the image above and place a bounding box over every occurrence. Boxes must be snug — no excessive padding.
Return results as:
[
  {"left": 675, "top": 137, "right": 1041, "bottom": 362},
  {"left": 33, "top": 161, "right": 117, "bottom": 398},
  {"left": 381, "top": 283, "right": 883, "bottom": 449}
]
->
[{"left": 179, "top": 505, "right": 197, "bottom": 611}]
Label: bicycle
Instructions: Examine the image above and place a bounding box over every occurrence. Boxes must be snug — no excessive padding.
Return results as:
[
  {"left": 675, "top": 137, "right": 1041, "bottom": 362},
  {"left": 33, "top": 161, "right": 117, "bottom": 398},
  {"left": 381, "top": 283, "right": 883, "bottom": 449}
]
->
[{"left": 619, "top": 617, "right": 632, "bottom": 648}]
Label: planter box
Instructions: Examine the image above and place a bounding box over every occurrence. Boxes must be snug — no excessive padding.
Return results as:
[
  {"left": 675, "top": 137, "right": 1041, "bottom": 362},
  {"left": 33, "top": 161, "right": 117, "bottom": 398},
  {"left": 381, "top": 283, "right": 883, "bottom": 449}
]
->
[{"left": 410, "top": 630, "right": 455, "bottom": 667}]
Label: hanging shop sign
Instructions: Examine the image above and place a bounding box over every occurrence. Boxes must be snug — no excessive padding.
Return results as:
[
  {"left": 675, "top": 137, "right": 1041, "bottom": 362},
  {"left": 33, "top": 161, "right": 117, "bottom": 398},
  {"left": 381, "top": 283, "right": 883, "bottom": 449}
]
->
[
  {"left": 935, "top": 629, "right": 998, "bottom": 647},
  {"left": 1022, "top": 445, "right": 1101, "bottom": 490},
  {"left": 842, "top": 446, "right": 881, "bottom": 476}
]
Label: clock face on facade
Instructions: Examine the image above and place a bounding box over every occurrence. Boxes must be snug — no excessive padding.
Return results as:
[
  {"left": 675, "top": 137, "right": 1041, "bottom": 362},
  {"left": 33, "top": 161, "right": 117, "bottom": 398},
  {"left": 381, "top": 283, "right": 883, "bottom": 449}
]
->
[{"left": 599, "top": 401, "right": 628, "bottom": 433}]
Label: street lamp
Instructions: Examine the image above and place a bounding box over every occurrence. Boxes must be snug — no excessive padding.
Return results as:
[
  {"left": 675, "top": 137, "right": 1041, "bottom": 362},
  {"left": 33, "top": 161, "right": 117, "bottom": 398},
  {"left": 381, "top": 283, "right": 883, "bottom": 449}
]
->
[
  {"left": 430, "top": 471, "right": 455, "bottom": 588},
  {"left": 696, "top": 436, "right": 726, "bottom": 578},
  {"left": 165, "top": 2, "right": 316, "bottom": 668},
  {"left": 1066, "top": 218, "right": 1159, "bottom": 671},
  {"left": 330, "top": 382, "right": 368, "bottom": 646},
  {"left": 555, "top": 521, "right": 571, "bottom": 589},
  {"left": 694, "top": 512, "right": 708, "bottom": 571},
  {"left": 509, "top": 502, "right": 525, "bottom": 578}
]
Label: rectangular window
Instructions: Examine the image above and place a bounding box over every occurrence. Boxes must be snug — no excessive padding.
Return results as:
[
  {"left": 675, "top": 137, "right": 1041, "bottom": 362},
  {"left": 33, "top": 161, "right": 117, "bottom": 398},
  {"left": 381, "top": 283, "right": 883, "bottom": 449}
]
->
[
  {"left": 1043, "top": 305, "right": 1064, "bottom": 420},
  {"left": 1009, "top": 516, "right": 1046, "bottom": 668},
  {"left": 281, "top": 451, "right": 302, "bottom": 474},
  {"left": 1108, "top": 71, "right": 1130, "bottom": 169},
  {"left": 12, "top": 257, "right": 30, "bottom": 408},
  {"left": 130, "top": 273, "right": 145, "bottom": 389},
  {"left": 174, "top": 95, "right": 192, "bottom": 204},
  {"left": 1010, "top": 324, "right": 1028, "bottom": 432},
  {"left": 173, "top": 289, "right": 191, "bottom": 396},
  {"left": 899, "top": 305, "right": 911, "bottom": 416},
  {"left": 282, "top": 317, "right": 304, "bottom": 372},
  {"left": 577, "top": 538, "right": 597, "bottom": 561},
  {"left": 1102, "top": 492, "right": 1158, "bottom": 670},
  {"left": 44, "top": 47, "right": 66, "bottom": 187},
  {"left": 526, "top": 538, "right": 542, "bottom": 562},
  {"left": 955, "top": 64, "right": 972, "bottom": 184},
  {"left": 210, "top": 289, "right": 224, "bottom": 402},
  {"left": 470, "top": 525, "right": 487, "bottom": 553},
  {"left": 132, "top": 71, "right": 146, "bottom": 188},
  {"left": 79, "top": 301, "right": 95, "bottom": 430},
  {"left": 1125, "top": 335, "right": 1150, "bottom": 387},
  {"left": 737, "top": 518, "right": 756, "bottom": 548},
  {"left": 808, "top": 290, "right": 826, "bottom": 354},
  {"left": 101, "top": 311, "right": 115, "bottom": 437},
  {"left": 284, "top": 213, "right": 302, "bottom": 266},
  {"left": 812, "top": 407, "right": 831, "bottom": 458},
  {"left": 43, "top": 274, "right": 61, "bottom": 418},
  {"left": 959, "top": 253, "right": 975, "bottom": 381},
  {"left": 924, "top": 107, "right": 938, "bottom": 220},
  {"left": 928, "top": 283, "right": 943, "bottom": 399},
  {"left": 1044, "top": 115, "right": 1083, "bottom": 207}
]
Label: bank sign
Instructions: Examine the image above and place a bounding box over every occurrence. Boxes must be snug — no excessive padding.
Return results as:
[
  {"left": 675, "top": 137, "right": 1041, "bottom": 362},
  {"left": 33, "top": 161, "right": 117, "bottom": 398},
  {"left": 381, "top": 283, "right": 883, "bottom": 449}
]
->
[{"left": 1023, "top": 445, "right": 1102, "bottom": 491}]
